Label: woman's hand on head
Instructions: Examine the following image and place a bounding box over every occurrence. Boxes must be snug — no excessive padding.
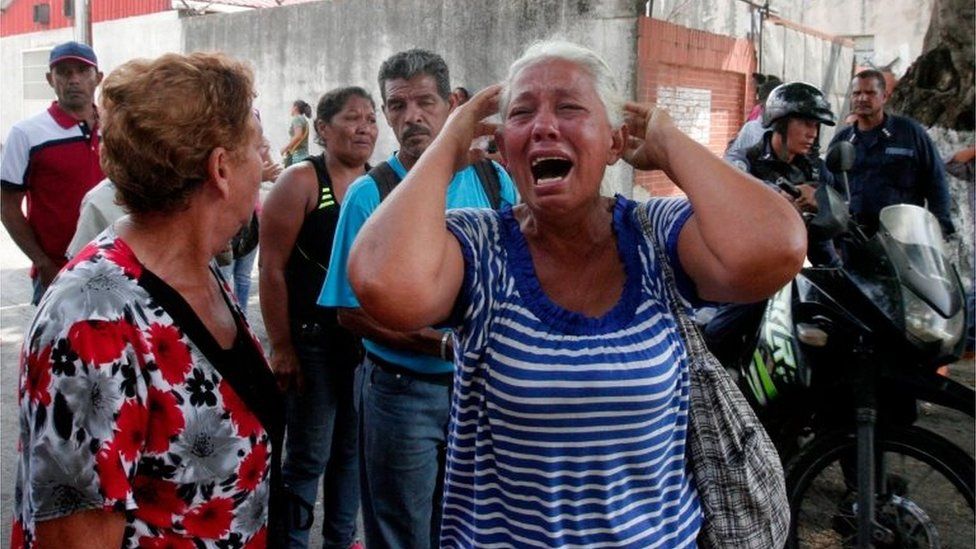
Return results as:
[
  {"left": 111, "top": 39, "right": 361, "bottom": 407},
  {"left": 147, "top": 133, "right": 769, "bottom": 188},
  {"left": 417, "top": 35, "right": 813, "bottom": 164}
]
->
[
  {"left": 442, "top": 84, "right": 503, "bottom": 172},
  {"left": 622, "top": 102, "right": 678, "bottom": 172}
]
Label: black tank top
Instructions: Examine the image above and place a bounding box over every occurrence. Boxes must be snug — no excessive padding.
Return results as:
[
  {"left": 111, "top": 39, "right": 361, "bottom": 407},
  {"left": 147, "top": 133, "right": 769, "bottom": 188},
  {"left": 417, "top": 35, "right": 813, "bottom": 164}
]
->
[{"left": 285, "top": 154, "right": 349, "bottom": 324}]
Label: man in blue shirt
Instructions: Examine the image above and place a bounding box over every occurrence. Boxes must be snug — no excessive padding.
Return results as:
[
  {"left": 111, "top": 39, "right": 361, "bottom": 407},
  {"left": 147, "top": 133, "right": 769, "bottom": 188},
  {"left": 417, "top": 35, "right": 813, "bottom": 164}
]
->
[
  {"left": 829, "top": 69, "right": 954, "bottom": 236},
  {"left": 318, "top": 49, "right": 516, "bottom": 549}
]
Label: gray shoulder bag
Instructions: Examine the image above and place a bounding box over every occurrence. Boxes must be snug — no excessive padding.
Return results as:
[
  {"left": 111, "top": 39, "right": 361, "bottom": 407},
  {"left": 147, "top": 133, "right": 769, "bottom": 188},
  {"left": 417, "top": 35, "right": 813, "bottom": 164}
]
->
[{"left": 637, "top": 204, "right": 790, "bottom": 549}]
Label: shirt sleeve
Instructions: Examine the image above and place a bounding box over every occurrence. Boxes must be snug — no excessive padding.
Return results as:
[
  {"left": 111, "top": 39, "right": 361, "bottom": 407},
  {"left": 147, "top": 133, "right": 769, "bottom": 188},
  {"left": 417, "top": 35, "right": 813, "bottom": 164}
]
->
[
  {"left": 444, "top": 209, "right": 496, "bottom": 350},
  {"left": 66, "top": 187, "right": 106, "bottom": 259},
  {"left": 945, "top": 158, "right": 975, "bottom": 182},
  {"left": 640, "top": 198, "right": 699, "bottom": 305},
  {"left": 317, "top": 177, "right": 380, "bottom": 308},
  {"left": 915, "top": 126, "right": 955, "bottom": 235},
  {"left": 816, "top": 158, "right": 839, "bottom": 191},
  {"left": 22, "top": 312, "right": 149, "bottom": 521},
  {"left": 1, "top": 125, "right": 30, "bottom": 189},
  {"left": 723, "top": 121, "right": 763, "bottom": 172}
]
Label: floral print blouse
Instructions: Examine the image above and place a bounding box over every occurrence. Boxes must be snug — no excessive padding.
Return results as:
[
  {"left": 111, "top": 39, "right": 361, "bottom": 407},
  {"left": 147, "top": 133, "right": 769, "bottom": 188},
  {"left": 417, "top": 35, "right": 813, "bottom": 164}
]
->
[{"left": 12, "top": 229, "right": 280, "bottom": 548}]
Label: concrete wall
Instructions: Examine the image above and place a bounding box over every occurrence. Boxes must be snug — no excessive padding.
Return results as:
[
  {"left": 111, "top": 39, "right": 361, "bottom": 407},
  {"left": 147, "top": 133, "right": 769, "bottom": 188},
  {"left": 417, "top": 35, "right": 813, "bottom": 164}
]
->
[
  {"left": 761, "top": 23, "right": 854, "bottom": 144},
  {"left": 0, "top": 26, "right": 74, "bottom": 139},
  {"left": 181, "top": 0, "right": 641, "bottom": 196},
  {"left": 777, "top": 0, "right": 932, "bottom": 78},
  {"left": 0, "top": 11, "right": 182, "bottom": 141},
  {"left": 647, "top": 0, "right": 755, "bottom": 37},
  {"left": 647, "top": 0, "right": 927, "bottom": 76}
]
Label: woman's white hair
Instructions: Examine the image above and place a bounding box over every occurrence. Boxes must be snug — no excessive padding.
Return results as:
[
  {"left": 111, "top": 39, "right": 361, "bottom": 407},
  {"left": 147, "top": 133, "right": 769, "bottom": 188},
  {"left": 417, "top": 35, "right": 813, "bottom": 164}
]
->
[{"left": 500, "top": 39, "right": 623, "bottom": 128}]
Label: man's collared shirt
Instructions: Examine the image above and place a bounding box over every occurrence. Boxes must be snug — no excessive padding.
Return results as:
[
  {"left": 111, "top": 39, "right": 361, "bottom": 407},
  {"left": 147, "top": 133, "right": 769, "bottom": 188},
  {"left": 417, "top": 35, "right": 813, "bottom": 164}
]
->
[
  {"left": 829, "top": 113, "right": 953, "bottom": 235},
  {"left": 1, "top": 101, "right": 104, "bottom": 269}
]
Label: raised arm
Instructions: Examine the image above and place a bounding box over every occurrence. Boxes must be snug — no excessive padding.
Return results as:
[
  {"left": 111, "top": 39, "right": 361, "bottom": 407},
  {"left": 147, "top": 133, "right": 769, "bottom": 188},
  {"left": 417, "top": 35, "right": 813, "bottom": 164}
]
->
[
  {"left": 347, "top": 86, "right": 501, "bottom": 331},
  {"left": 623, "top": 103, "right": 806, "bottom": 303}
]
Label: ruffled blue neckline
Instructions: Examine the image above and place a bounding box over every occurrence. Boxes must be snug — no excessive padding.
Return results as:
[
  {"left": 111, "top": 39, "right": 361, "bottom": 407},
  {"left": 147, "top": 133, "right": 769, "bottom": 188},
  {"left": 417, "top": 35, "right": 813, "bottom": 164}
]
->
[{"left": 500, "top": 195, "right": 641, "bottom": 335}]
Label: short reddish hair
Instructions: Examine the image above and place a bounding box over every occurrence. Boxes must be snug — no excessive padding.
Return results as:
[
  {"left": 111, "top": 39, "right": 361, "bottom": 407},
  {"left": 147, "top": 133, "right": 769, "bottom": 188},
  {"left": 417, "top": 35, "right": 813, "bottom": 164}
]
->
[{"left": 99, "top": 52, "right": 255, "bottom": 215}]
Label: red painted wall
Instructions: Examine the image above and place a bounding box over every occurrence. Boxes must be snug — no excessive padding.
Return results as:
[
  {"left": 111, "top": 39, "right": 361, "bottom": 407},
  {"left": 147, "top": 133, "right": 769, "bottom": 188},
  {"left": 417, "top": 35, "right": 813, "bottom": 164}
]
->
[
  {"left": 635, "top": 17, "right": 757, "bottom": 196},
  {"left": 1, "top": 0, "right": 170, "bottom": 37}
]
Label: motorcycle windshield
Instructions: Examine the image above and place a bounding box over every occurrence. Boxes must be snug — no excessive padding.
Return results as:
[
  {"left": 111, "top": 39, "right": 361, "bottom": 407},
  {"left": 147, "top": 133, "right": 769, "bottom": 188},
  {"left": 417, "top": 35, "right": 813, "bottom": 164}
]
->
[{"left": 878, "top": 205, "right": 959, "bottom": 317}]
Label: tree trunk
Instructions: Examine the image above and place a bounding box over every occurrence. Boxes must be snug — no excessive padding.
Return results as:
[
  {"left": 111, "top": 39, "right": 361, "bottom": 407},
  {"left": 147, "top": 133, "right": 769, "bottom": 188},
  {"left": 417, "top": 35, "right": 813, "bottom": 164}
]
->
[{"left": 887, "top": 0, "right": 975, "bottom": 131}]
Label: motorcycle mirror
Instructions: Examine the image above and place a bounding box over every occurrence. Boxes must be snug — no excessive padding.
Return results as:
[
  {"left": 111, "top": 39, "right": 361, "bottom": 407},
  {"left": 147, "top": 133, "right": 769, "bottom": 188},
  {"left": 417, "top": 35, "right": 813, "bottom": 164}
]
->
[
  {"left": 809, "top": 184, "right": 850, "bottom": 241},
  {"left": 825, "top": 141, "right": 855, "bottom": 172},
  {"left": 825, "top": 141, "right": 855, "bottom": 204}
]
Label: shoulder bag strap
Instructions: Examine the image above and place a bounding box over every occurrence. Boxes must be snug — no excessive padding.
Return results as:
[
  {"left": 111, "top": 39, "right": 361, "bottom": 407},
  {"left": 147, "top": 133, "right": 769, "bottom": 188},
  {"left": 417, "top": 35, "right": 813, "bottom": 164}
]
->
[
  {"left": 635, "top": 204, "right": 706, "bottom": 351},
  {"left": 472, "top": 159, "right": 502, "bottom": 209},
  {"left": 367, "top": 161, "right": 402, "bottom": 202}
]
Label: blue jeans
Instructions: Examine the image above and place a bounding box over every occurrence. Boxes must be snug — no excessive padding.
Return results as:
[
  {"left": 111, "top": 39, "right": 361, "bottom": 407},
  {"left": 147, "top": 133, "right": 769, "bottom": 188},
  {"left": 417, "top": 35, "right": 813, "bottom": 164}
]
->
[
  {"left": 283, "top": 325, "right": 362, "bottom": 549},
  {"left": 357, "top": 356, "right": 452, "bottom": 549},
  {"left": 219, "top": 247, "right": 257, "bottom": 313}
]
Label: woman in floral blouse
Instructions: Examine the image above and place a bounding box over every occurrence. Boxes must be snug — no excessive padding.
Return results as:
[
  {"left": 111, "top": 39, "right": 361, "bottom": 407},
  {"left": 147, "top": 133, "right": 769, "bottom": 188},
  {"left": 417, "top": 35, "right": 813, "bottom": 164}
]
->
[{"left": 12, "top": 52, "right": 283, "bottom": 548}]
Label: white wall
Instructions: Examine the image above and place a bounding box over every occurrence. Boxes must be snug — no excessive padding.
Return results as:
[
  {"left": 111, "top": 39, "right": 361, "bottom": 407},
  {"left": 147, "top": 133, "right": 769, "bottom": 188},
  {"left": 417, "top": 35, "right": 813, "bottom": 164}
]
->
[
  {"left": 782, "top": 0, "right": 932, "bottom": 78},
  {"left": 0, "top": 27, "right": 74, "bottom": 140},
  {"left": 647, "top": 0, "right": 931, "bottom": 78},
  {"left": 0, "top": 11, "right": 183, "bottom": 143},
  {"left": 181, "top": 0, "right": 640, "bottom": 196}
]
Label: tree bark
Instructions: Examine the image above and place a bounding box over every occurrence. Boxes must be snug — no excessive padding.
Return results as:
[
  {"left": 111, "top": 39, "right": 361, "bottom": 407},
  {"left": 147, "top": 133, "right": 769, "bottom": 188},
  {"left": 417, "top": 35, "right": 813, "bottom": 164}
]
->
[{"left": 887, "top": 0, "right": 975, "bottom": 131}]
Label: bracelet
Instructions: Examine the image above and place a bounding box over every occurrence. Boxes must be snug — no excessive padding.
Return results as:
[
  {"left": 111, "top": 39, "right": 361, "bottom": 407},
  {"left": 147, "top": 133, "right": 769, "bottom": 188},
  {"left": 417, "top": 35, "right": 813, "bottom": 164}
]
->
[{"left": 439, "top": 330, "right": 453, "bottom": 361}]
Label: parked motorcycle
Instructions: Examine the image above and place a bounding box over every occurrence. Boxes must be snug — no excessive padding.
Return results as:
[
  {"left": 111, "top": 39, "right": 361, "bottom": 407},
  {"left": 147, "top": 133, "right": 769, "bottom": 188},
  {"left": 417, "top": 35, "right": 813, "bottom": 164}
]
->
[{"left": 707, "top": 142, "right": 975, "bottom": 548}]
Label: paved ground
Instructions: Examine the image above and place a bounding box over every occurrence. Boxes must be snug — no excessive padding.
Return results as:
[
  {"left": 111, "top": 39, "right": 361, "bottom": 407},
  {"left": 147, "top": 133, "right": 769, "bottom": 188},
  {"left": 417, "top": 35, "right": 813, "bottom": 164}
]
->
[{"left": 0, "top": 219, "right": 972, "bottom": 547}]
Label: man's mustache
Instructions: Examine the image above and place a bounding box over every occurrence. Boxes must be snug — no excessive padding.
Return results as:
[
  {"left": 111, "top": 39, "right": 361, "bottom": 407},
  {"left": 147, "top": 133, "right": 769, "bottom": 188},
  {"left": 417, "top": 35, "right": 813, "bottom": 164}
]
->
[{"left": 402, "top": 125, "right": 430, "bottom": 140}]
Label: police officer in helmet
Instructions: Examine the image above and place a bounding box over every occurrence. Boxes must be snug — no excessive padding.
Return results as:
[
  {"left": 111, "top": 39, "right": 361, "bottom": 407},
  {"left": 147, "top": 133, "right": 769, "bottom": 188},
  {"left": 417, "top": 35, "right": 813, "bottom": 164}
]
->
[
  {"left": 705, "top": 82, "right": 840, "bottom": 366},
  {"left": 744, "top": 81, "right": 841, "bottom": 266}
]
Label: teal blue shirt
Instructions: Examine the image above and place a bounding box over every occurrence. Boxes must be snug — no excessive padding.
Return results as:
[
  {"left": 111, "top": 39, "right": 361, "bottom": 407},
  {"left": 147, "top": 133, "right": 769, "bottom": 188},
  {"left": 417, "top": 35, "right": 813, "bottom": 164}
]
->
[{"left": 318, "top": 152, "right": 518, "bottom": 374}]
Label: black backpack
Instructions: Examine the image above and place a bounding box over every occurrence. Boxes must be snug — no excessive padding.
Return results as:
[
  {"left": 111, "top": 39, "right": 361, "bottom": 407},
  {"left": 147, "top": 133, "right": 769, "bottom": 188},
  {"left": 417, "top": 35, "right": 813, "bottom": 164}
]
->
[{"left": 368, "top": 159, "right": 502, "bottom": 209}]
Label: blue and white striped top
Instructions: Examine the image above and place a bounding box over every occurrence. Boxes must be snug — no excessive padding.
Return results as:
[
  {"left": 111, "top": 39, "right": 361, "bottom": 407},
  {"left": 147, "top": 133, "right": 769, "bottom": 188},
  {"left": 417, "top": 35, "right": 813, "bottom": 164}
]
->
[{"left": 441, "top": 196, "right": 702, "bottom": 548}]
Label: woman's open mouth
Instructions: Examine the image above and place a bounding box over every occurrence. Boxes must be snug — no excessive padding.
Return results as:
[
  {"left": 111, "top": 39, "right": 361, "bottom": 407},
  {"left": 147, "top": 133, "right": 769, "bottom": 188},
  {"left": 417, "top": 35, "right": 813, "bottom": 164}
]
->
[{"left": 530, "top": 157, "right": 574, "bottom": 185}]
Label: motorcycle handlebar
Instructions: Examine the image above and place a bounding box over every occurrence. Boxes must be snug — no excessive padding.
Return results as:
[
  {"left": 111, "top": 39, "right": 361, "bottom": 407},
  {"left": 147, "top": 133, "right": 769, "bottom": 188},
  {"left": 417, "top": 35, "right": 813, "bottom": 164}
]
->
[{"left": 776, "top": 177, "right": 802, "bottom": 199}]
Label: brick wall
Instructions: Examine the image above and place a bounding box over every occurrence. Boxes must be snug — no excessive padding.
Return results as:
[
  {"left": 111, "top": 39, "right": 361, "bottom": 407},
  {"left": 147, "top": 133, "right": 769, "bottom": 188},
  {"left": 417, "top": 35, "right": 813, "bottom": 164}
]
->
[{"left": 636, "top": 18, "right": 757, "bottom": 196}]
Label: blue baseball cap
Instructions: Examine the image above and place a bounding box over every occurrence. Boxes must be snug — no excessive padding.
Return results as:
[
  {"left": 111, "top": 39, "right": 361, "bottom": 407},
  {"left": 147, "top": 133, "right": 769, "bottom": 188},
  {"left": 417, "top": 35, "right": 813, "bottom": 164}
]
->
[{"left": 49, "top": 41, "right": 98, "bottom": 69}]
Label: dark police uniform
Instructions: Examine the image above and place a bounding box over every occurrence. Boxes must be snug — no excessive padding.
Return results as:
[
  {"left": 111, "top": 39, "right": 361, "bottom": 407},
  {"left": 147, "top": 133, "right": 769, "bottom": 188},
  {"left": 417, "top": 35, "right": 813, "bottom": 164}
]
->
[
  {"left": 743, "top": 130, "right": 840, "bottom": 267},
  {"left": 829, "top": 113, "right": 954, "bottom": 235}
]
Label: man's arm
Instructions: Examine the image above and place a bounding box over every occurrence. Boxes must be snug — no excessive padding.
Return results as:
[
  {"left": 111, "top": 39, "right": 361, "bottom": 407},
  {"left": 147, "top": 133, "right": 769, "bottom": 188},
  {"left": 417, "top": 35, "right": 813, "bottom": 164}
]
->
[
  {"left": 1, "top": 188, "right": 59, "bottom": 283},
  {"left": 917, "top": 128, "right": 955, "bottom": 235},
  {"left": 337, "top": 307, "right": 447, "bottom": 359}
]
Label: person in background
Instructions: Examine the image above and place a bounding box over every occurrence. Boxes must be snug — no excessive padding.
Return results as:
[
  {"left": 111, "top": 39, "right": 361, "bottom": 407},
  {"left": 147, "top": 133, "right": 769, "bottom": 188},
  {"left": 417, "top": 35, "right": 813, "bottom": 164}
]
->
[
  {"left": 317, "top": 49, "right": 517, "bottom": 549},
  {"left": 221, "top": 133, "right": 281, "bottom": 311},
  {"left": 829, "top": 69, "right": 955, "bottom": 236},
  {"left": 453, "top": 86, "right": 471, "bottom": 105},
  {"left": 944, "top": 144, "right": 975, "bottom": 359},
  {"left": 282, "top": 99, "right": 312, "bottom": 167},
  {"left": 65, "top": 178, "right": 125, "bottom": 259},
  {"left": 12, "top": 51, "right": 284, "bottom": 548},
  {"left": 705, "top": 82, "right": 839, "bottom": 365},
  {"left": 724, "top": 76, "right": 783, "bottom": 170},
  {"left": 259, "top": 86, "right": 378, "bottom": 549},
  {"left": 945, "top": 144, "right": 975, "bottom": 183},
  {"left": 344, "top": 40, "right": 805, "bottom": 547},
  {"left": 1, "top": 41, "right": 105, "bottom": 304}
]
